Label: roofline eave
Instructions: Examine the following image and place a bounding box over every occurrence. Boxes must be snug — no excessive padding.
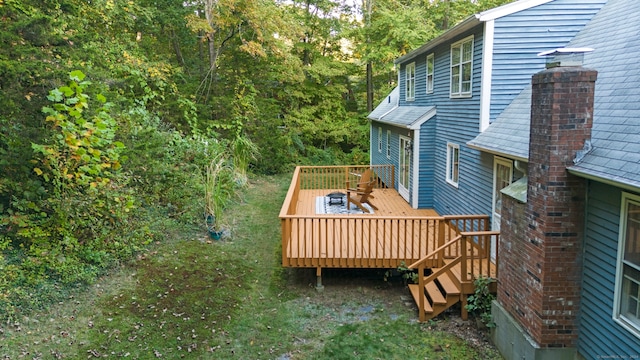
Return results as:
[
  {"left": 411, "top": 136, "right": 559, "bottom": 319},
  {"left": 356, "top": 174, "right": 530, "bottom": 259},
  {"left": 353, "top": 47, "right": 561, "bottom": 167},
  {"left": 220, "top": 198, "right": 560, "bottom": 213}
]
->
[
  {"left": 568, "top": 167, "right": 640, "bottom": 193},
  {"left": 466, "top": 142, "right": 529, "bottom": 162},
  {"left": 394, "top": 0, "right": 554, "bottom": 64},
  {"left": 395, "top": 15, "right": 481, "bottom": 64}
]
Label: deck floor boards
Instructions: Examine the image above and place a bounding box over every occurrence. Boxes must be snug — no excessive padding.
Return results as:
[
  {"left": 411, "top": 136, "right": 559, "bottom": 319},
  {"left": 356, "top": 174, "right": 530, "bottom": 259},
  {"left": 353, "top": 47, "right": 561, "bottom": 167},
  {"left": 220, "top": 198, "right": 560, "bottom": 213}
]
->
[{"left": 284, "top": 188, "right": 442, "bottom": 269}]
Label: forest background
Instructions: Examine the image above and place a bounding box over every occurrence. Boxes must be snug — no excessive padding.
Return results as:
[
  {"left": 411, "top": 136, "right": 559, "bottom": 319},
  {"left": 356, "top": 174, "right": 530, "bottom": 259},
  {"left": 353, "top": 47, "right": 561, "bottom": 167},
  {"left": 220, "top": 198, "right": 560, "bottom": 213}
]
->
[{"left": 0, "top": 0, "right": 510, "bottom": 320}]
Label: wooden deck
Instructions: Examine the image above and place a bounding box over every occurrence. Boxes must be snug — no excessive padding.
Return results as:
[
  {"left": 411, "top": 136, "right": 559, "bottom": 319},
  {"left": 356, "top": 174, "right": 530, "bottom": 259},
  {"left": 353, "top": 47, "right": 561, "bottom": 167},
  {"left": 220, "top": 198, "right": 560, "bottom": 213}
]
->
[
  {"left": 295, "top": 188, "right": 438, "bottom": 217},
  {"left": 280, "top": 166, "right": 495, "bottom": 271},
  {"left": 280, "top": 166, "right": 500, "bottom": 322},
  {"left": 285, "top": 188, "right": 441, "bottom": 268}
]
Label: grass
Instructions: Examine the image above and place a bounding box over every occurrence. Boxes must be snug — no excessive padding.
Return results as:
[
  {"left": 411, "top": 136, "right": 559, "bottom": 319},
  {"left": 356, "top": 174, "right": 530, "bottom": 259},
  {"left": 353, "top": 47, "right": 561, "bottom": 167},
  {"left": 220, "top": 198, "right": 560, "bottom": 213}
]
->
[{"left": 0, "top": 174, "right": 502, "bottom": 359}]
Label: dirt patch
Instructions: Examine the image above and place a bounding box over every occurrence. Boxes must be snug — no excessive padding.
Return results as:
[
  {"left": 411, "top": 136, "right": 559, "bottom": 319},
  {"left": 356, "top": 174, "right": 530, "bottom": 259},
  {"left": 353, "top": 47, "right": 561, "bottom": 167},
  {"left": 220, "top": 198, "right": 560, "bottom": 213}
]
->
[{"left": 287, "top": 268, "right": 500, "bottom": 358}]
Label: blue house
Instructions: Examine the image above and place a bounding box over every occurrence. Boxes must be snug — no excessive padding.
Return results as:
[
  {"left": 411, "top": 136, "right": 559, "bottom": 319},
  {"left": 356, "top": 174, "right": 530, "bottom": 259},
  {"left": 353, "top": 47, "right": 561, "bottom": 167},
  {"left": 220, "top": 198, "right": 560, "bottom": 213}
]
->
[
  {"left": 368, "top": 0, "right": 606, "bottom": 233},
  {"left": 468, "top": 0, "right": 640, "bottom": 358},
  {"left": 369, "top": 0, "right": 640, "bottom": 358}
]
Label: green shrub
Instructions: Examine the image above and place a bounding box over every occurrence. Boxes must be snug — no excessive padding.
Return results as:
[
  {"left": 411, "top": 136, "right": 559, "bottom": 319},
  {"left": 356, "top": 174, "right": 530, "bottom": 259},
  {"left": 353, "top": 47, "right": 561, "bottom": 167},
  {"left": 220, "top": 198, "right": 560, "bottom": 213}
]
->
[
  {"left": 465, "top": 276, "right": 496, "bottom": 328},
  {"left": 0, "top": 71, "right": 150, "bottom": 320}
]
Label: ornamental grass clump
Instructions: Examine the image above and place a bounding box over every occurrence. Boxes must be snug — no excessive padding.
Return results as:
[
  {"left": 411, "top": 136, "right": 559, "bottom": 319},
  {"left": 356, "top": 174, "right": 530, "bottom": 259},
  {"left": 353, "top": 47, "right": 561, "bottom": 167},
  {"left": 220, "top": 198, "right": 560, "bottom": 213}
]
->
[{"left": 204, "top": 153, "right": 236, "bottom": 234}]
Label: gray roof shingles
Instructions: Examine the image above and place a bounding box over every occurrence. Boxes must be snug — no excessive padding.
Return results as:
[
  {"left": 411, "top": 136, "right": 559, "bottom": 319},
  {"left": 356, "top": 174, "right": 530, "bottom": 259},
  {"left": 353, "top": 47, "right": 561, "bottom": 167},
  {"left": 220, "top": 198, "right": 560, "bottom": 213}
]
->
[
  {"left": 368, "top": 87, "right": 436, "bottom": 128},
  {"left": 469, "top": 0, "right": 640, "bottom": 190}
]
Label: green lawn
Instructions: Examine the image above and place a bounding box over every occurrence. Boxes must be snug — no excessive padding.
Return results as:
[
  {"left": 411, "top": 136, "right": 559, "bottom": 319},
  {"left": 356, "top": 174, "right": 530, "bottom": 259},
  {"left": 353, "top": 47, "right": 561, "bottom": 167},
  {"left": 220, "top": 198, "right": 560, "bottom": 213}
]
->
[{"left": 0, "top": 174, "right": 501, "bottom": 359}]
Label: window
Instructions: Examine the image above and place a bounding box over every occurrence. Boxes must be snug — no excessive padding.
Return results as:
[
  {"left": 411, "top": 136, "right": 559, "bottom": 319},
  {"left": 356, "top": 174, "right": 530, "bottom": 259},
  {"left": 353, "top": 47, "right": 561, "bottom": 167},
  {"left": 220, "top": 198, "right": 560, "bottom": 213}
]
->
[
  {"left": 386, "top": 130, "right": 391, "bottom": 159},
  {"left": 614, "top": 193, "right": 640, "bottom": 337},
  {"left": 446, "top": 143, "right": 460, "bottom": 187},
  {"left": 450, "top": 36, "right": 473, "bottom": 98},
  {"left": 426, "top": 53, "right": 434, "bottom": 94},
  {"left": 378, "top": 127, "right": 383, "bottom": 153},
  {"left": 405, "top": 62, "right": 415, "bottom": 101}
]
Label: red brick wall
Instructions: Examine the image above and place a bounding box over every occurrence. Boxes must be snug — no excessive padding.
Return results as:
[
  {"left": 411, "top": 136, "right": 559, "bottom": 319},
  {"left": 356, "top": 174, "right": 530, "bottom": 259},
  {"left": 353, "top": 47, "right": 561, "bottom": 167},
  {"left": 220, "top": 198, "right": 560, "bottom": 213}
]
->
[
  {"left": 497, "top": 66, "right": 597, "bottom": 348},
  {"left": 497, "top": 192, "right": 534, "bottom": 331}
]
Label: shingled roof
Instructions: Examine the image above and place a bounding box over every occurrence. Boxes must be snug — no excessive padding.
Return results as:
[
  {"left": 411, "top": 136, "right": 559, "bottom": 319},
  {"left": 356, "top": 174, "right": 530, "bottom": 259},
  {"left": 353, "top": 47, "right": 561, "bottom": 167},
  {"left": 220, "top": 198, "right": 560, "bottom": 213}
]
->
[
  {"left": 368, "top": 87, "right": 436, "bottom": 129},
  {"left": 468, "top": 0, "right": 640, "bottom": 190}
]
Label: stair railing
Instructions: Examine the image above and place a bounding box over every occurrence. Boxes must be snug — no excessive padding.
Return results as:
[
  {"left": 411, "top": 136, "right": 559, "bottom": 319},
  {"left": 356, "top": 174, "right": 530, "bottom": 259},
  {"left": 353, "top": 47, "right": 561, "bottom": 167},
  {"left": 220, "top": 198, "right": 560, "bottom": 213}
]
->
[
  {"left": 407, "top": 234, "right": 463, "bottom": 322},
  {"left": 407, "top": 228, "right": 500, "bottom": 322}
]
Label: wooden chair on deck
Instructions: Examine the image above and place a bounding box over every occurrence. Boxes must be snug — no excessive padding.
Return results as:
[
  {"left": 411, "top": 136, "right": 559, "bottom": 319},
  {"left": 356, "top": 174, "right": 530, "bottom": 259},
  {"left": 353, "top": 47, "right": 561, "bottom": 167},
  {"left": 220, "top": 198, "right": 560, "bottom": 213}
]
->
[{"left": 346, "top": 169, "right": 378, "bottom": 213}]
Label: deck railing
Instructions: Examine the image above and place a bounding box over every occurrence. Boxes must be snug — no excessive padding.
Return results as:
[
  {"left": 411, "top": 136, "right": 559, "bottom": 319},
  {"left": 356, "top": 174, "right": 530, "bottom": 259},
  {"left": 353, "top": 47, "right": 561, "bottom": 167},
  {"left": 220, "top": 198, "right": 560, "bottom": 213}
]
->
[
  {"left": 281, "top": 215, "right": 444, "bottom": 268},
  {"left": 297, "top": 164, "right": 395, "bottom": 192},
  {"left": 280, "top": 166, "right": 496, "bottom": 270}
]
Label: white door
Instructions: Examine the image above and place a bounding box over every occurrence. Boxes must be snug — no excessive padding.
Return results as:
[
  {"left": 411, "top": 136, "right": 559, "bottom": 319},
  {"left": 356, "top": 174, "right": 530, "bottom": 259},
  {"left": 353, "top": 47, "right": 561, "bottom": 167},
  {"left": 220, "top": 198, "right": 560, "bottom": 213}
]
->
[
  {"left": 492, "top": 157, "right": 513, "bottom": 260},
  {"left": 398, "top": 136, "right": 411, "bottom": 201}
]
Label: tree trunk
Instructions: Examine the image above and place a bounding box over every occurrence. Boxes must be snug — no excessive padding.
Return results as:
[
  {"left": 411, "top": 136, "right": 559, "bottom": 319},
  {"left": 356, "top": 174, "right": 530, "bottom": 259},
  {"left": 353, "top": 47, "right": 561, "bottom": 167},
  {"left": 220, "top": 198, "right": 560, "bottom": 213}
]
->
[
  {"left": 364, "top": 0, "right": 374, "bottom": 112},
  {"left": 171, "top": 29, "right": 185, "bottom": 67},
  {"left": 366, "top": 62, "right": 373, "bottom": 112},
  {"left": 442, "top": 0, "right": 450, "bottom": 30}
]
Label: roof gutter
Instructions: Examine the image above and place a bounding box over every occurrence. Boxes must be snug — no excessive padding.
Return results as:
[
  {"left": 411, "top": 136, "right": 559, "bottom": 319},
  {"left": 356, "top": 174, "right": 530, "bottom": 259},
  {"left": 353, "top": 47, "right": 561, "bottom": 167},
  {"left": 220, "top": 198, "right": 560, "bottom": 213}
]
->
[
  {"left": 394, "top": 0, "right": 554, "bottom": 64},
  {"left": 466, "top": 142, "right": 529, "bottom": 163},
  {"left": 568, "top": 167, "right": 640, "bottom": 193}
]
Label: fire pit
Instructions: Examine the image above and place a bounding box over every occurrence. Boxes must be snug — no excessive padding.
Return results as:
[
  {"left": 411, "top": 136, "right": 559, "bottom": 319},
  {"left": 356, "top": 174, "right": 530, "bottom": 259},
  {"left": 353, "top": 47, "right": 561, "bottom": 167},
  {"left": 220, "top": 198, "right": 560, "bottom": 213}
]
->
[{"left": 326, "top": 192, "right": 345, "bottom": 205}]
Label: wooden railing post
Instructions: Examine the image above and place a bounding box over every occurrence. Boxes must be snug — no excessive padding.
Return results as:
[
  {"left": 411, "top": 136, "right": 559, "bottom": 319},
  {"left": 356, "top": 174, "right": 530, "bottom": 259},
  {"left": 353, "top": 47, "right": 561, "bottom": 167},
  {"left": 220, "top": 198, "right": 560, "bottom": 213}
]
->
[
  {"left": 461, "top": 234, "right": 468, "bottom": 283},
  {"left": 495, "top": 233, "right": 500, "bottom": 279},
  {"left": 437, "top": 220, "right": 445, "bottom": 266},
  {"left": 418, "top": 263, "right": 426, "bottom": 322}
]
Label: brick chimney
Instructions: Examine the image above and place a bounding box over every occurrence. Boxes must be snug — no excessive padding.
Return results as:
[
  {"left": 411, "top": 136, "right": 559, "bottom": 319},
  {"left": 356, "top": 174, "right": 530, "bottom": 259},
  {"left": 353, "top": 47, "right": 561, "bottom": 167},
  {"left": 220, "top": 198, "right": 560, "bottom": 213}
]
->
[{"left": 497, "top": 50, "right": 597, "bottom": 351}]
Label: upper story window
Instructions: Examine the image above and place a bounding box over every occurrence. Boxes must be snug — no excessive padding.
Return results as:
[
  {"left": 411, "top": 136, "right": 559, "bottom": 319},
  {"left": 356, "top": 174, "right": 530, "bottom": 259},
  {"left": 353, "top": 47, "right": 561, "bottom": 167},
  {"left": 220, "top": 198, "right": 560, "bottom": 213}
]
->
[
  {"left": 450, "top": 36, "right": 473, "bottom": 98},
  {"left": 426, "top": 53, "right": 434, "bottom": 94},
  {"left": 405, "top": 62, "right": 416, "bottom": 101},
  {"left": 614, "top": 192, "right": 640, "bottom": 338},
  {"left": 378, "top": 127, "right": 382, "bottom": 153},
  {"left": 446, "top": 142, "right": 460, "bottom": 187}
]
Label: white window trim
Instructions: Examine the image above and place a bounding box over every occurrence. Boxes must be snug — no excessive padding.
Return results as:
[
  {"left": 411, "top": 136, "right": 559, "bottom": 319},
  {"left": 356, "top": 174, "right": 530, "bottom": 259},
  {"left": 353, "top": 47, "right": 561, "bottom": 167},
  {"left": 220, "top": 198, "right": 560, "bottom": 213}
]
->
[
  {"left": 378, "top": 127, "right": 383, "bottom": 153},
  {"left": 450, "top": 35, "right": 474, "bottom": 98},
  {"left": 613, "top": 192, "right": 640, "bottom": 340},
  {"left": 405, "top": 62, "right": 416, "bottom": 101},
  {"left": 426, "top": 53, "right": 434, "bottom": 94},
  {"left": 386, "top": 130, "right": 391, "bottom": 159},
  {"left": 446, "top": 142, "right": 460, "bottom": 187}
]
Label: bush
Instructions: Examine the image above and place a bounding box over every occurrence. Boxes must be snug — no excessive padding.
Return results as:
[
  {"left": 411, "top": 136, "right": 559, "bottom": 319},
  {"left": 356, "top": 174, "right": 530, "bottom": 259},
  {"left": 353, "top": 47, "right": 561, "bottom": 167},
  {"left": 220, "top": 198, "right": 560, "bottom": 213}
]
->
[{"left": 465, "top": 276, "right": 496, "bottom": 328}]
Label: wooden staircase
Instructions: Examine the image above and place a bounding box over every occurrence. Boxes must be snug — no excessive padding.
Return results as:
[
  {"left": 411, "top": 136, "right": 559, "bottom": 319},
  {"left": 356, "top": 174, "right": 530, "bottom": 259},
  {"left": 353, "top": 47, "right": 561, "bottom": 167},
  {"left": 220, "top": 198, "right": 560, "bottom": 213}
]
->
[
  {"left": 407, "top": 227, "right": 500, "bottom": 322},
  {"left": 408, "top": 267, "right": 461, "bottom": 321}
]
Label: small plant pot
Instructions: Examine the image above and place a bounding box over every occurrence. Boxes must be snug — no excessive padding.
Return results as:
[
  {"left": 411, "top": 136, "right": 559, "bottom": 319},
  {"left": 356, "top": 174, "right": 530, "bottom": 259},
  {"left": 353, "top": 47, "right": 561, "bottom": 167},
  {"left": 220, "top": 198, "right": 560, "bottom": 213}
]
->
[{"left": 208, "top": 228, "right": 223, "bottom": 240}]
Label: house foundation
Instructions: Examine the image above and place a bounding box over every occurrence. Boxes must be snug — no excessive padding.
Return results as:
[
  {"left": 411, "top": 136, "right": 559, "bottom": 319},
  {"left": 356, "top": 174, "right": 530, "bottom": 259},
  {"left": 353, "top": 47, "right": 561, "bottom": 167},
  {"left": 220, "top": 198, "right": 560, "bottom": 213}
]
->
[{"left": 492, "top": 301, "right": 577, "bottom": 360}]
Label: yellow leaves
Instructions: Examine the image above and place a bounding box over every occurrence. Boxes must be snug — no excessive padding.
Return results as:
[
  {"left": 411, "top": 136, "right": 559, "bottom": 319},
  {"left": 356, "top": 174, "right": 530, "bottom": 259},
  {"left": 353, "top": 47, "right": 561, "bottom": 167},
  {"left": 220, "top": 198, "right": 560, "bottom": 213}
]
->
[
  {"left": 25, "top": 92, "right": 35, "bottom": 101},
  {"left": 239, "top": 41, "right": 267, "bottom": 58},
  {"left": 33, "top": 168, "right": 43, "bottom": 176},
  {"left": 185, "top": 14, "right": 212, "bottom": 34}
]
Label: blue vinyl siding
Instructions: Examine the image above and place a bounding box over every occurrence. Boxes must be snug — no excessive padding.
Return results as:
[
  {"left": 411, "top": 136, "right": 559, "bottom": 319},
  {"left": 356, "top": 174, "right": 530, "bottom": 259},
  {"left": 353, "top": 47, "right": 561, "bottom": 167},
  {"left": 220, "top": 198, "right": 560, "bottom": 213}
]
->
[
  {"left": 397, "top": 25, "right": 494, "bottom": 215},
  {"left": 417, "top": 118, "right": 436, "bottom": 208},
  {"left": 489, "top": 0, "right": 606, "bottom": 122},
  {"left": 370, "top": 122, "right": 415, "bottom": 200},
  {"left": 370, "top": 123, "right": 395, "bottom": 187},
  {"left": 386, "top": 0, "right": 605, "bottom": 216},
  {"left": 578, "top": 181, "right": 640, "bottom": 359},
  {"left": 430, "top": 27, "right": 493, "bottom": 216}
]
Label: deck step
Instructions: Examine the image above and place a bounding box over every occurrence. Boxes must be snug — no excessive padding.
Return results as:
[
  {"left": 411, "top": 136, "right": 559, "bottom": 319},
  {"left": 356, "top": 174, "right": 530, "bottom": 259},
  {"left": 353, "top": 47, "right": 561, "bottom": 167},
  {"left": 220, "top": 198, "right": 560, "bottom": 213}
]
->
[
  {"left": 437, "top": 272, "right": 460, "bottom": 296},
  {"left": 425, "top": 281, "right": 446, "bottom": 305},
  {"left": 408, "top": 284, "right": 433, "bottom": 313}
]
